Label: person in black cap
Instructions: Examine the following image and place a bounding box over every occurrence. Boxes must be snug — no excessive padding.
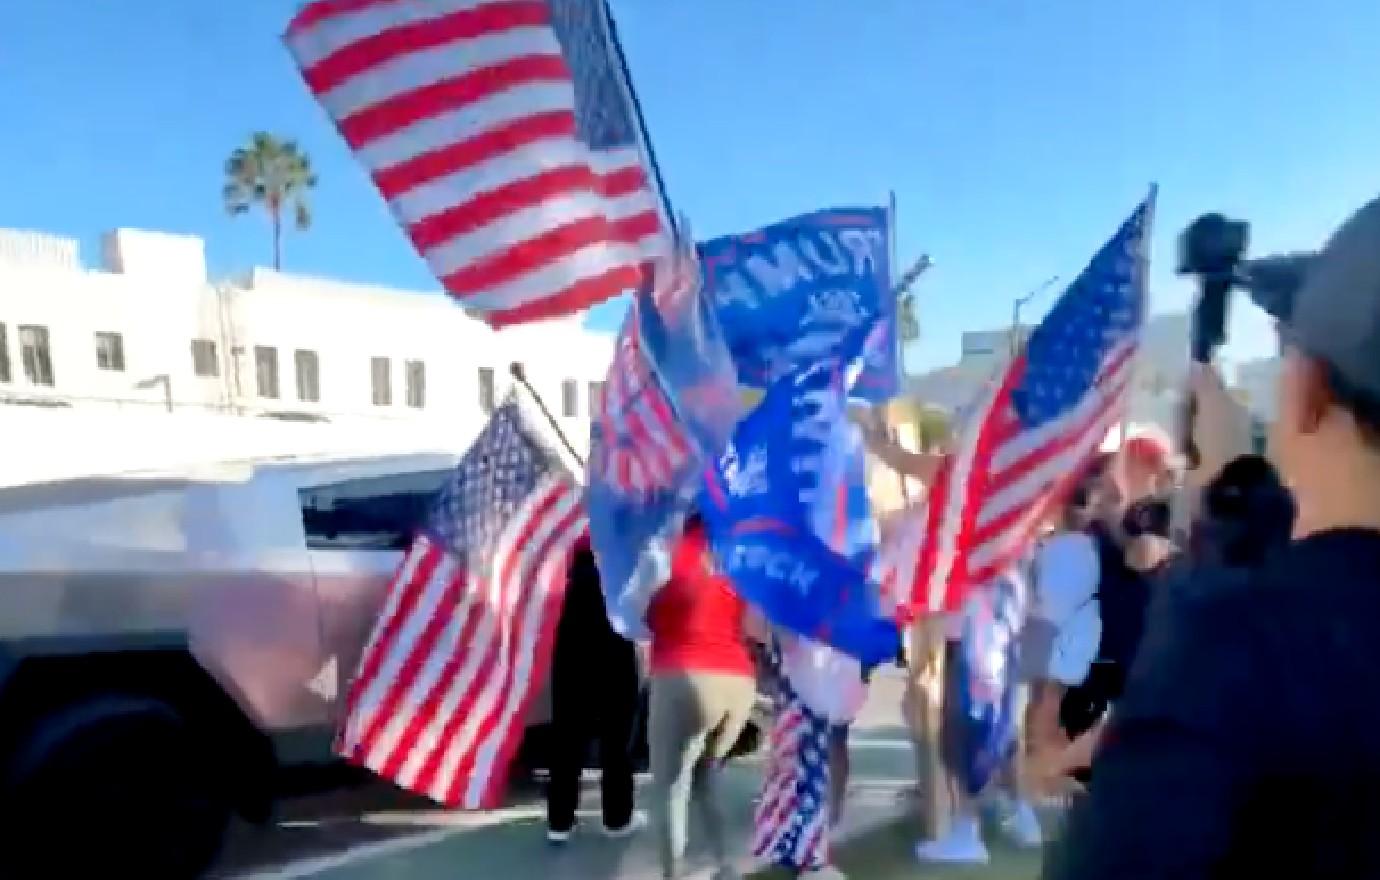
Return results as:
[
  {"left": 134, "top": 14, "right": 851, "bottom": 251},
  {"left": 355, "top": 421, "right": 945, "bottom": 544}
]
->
[{"left": 1046, "top": 195, "right": 1380, "bottom": 879}]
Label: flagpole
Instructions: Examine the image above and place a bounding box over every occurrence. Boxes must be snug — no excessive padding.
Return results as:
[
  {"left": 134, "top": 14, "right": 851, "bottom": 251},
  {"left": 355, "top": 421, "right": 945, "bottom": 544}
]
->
[
  {"left": 1129, "top": 183, "right": 1158, "bottom": 450},
  {"left": 509, "top": 363, "right": 586, "bottom": 469},
  {"left": 602, "top": 0, "right": 679, "bottom": 240}
]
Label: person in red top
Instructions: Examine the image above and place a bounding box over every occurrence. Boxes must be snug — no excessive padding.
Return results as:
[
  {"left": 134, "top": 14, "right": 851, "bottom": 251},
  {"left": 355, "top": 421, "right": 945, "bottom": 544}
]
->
[{"left": 646, "top": 515, "right": 761, "bottom": 880}]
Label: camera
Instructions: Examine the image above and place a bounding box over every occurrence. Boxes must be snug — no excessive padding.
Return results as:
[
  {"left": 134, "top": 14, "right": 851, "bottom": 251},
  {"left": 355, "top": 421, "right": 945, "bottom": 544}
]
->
[
  {"left": 1177, "top": 214, "right": 1250, "bottom": 279},
  {"left": 1177, "top": 214, "right": 1249, "bottom": 364},
  {"left": 1177, "top": 214, "right": 1318, "bottom": 361},
  {"left": 1175, "top": 214, "right": 1317, "bottom": 466}
]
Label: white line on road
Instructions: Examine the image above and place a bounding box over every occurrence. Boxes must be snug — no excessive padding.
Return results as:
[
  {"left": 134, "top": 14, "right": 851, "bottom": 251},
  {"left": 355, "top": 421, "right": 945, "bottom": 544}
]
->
[{"left": 225, "top": 807, "right": 542, "bottom": 880}]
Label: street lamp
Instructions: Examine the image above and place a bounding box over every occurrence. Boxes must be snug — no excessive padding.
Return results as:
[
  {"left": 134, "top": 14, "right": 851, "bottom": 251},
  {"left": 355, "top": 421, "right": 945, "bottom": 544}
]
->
[{"left": 1010, "top": 275, "right": 1061, "bottom": 357}]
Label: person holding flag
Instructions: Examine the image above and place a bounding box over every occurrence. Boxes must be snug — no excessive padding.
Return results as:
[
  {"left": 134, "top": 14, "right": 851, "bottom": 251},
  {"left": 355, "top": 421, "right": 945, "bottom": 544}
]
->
[
  {"left": 701, "top": 318, "right": 898, "bottom": 879},
  {"left": 644, "top": 513, "right": 761, "bottom": 880},
  {"left": 333, "top": 391, "right": 588, "bottom": 812},
  {"left": 545, "top": 537, "right": 644, "bottom": 845},
  {"left": 870, "top": 191, "right": 1156, "bottom": 864}
]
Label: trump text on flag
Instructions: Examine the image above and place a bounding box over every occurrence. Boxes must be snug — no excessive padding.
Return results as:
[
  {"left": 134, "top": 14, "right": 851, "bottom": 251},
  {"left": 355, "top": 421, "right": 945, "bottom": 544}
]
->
[{"left": 697, "top": 208, "right": 897, "bottom": 401}]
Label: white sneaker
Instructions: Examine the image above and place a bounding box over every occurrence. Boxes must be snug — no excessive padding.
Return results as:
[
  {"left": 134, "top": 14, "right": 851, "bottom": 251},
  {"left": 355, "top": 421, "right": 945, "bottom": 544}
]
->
[
  {"left": 602, "top": 810, "right": 647, "bottom": 838},
  {"left": 914, "top": 817, "right": 990, "bottom": 865},
  {"left": 547, "top": 823, "right": 576, "bottom": 846},
  {"left": 799, "top": 866, "right": 848, "bottom": 880},
  {"left": 1001, "top": 800, "right": 1044, "bottom": 849}
]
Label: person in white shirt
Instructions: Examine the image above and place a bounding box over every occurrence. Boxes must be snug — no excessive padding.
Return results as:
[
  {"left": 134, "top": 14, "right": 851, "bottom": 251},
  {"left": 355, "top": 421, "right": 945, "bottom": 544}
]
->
[
  {"left": 912, "top": 567, "right": 1043, "bottom": 866},
  {"left": 1022, "top": 463, "right": 1109, "bottom": 772}
]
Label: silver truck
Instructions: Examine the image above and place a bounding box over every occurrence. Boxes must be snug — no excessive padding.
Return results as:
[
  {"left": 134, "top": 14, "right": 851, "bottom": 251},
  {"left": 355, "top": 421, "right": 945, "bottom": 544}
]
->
[{"left": 0, "top": 454, "right": 469, "bottom": 875}]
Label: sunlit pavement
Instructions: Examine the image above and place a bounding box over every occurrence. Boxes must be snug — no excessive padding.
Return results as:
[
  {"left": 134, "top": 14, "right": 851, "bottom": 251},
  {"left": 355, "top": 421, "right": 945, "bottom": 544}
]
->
[{"left": 215, "top": 671, "right": 914, "bottom": 880}]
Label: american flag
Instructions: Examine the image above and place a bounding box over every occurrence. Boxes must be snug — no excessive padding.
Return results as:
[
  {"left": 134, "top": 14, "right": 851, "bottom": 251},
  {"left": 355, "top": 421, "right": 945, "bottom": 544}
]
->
[
  {"left": 285, "top": 0, "right": 670, "bottom": 328},
  {"left": 753, "top": 643, "right": 833, "bottom": 872},
  {"left": 337, "top": 394, "right": 586, "bottom": 808},
  {"left": 882, "top": 192, "right": 1155, "bottom": 619},
  {"left": 590, "top": 267, "right": 694, "bottom": 494}
]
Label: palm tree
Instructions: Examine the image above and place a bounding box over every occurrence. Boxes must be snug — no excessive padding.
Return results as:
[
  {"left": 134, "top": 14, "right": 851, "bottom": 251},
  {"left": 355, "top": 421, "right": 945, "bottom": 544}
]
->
[{"left": 222, "top": 133, "right": 317, "bottom": 271}]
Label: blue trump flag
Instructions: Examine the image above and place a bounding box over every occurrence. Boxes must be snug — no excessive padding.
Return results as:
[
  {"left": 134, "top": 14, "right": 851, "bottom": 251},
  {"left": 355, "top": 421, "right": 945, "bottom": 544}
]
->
[
  {"left": 586, "top": 240, "right": 742, "bottom": 638},
  {"left": 698, "top": 208, "right": 898, "bottom": 403},
  {"left": 700, "top": 324, "right": 899, "bottom": 667}
]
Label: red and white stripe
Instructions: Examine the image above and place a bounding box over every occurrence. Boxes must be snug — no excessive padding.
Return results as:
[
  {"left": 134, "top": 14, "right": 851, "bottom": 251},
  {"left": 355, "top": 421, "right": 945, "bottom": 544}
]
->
[
  {"left": 337, "top": 474, "right": 587, "bottom": 808},
  {"left": 589, "top": 251, "right": 699, "bottom": 494},
  {"left": 285, "top": 0, "right": 669, "bottom": 328},
  {"left": 594, "top": 325, "right": 691, "bottom": 493},
  {"left": 882, "top": 337, "right": 1138, "bottom": 620},
  {"left": 751, "top": 704, "right": 828, "bottom": 869}
]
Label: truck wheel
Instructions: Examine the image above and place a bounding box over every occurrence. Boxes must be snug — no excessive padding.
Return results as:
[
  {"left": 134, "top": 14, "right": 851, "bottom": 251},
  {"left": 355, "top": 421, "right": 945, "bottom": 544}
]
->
[{"left": 1, "top": 695, "right": 232, "bottom": 878}]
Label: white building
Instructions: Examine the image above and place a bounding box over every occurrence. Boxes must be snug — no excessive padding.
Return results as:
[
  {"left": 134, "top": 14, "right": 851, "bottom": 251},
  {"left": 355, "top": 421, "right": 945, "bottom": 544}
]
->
[
  {"left": 0, "top": 228, "right": 614, "bottom": 485},
  {"left": 906, "top": 312, "right": 1192, "bottom": 437}
]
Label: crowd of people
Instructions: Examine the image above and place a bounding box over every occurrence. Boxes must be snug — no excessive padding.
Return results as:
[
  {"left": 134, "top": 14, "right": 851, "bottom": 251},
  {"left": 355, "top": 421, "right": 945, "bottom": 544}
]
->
[{"left": 540, "top": 194, "right": 1380, "bottom": 880}]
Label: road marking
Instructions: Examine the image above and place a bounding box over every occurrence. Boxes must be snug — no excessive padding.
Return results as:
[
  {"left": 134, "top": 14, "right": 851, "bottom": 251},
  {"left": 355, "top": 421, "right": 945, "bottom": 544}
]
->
[
  {"left": 225, "top": 807, "right": 541, "bottom": 880},
  {"left": 847, "top": 737, "right": 913, "bottom": 752}
]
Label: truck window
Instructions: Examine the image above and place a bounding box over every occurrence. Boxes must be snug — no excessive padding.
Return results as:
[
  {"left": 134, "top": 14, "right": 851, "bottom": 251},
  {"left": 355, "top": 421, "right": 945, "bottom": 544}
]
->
[{"left": 299, "top": 469, "right": 452, "bottom": 551}]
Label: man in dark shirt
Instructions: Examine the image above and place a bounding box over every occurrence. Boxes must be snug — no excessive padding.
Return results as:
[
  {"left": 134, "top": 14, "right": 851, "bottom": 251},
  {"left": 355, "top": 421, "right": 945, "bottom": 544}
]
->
[{"left": 1047, "top": 194, "right": 1380, "bottom": 879}]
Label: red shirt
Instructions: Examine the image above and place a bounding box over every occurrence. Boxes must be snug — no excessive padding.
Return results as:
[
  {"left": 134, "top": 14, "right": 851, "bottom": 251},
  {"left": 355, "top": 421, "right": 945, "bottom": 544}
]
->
[{"left": 646, "top": 526, "right": 754, "bottom": 677}]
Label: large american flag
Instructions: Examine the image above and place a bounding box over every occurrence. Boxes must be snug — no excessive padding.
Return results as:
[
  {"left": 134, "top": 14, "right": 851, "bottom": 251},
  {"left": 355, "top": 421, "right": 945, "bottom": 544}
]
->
[
  {"left": 752, "top": 643, "right": 833, "bottom": 872},
  {"left": 337, "top": 394, "right": 586, "bottom": 808},
  {"left": 285, "top": 0, "right": 670, "bottom": 328},
  {"left": 882, "top": 192, "right": 1155, "bottom": 619}
]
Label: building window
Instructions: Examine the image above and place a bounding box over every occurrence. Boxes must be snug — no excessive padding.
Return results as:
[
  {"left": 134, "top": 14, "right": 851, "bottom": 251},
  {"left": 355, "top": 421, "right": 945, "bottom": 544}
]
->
[
  {"left": 478, "top": 366, "right": 496, "bottom": 414},
  {"left": 295, "top": 349, "right": 320, "bottom": 403},
  {"left": 371, "top": 357, "right": 392, "bottom": 406},
  {"left": 405, "top": 360, "right": 426, "bottom": 409},
  {"left": 18, "top": 325, "right": 54, "bottom": 387},
  {"left": 254, "top": 345, "right": 280, "bottom": 399},
  {"left": 587, "top": 380, "right": 606, "bottom": 416},
  {"left": 0, "top": 323, "right": 10, "bottom": 384},
  {"left": 94, "top": 331, "right": 126, "bottom": 372},
  {"left": 561, "top": 379, "right": 579, "bottom": 417},
  {"left": 191, "top": 338, "right": 219, "bottom": 377}
]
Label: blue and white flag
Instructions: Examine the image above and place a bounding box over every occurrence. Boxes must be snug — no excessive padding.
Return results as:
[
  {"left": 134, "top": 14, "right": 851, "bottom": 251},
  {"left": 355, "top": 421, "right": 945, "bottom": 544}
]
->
[
  {"left": 586, "top": 238, "right": 742, "bottom": 638},
  {"left": 698, "top": 208, "right": 898, "bottom": 402},
  {"left": 700, "top": 324, "right": 899, "bottom": 667},
  {"left": 954, "top": 569, "right": 1029, "bottom": 796}
]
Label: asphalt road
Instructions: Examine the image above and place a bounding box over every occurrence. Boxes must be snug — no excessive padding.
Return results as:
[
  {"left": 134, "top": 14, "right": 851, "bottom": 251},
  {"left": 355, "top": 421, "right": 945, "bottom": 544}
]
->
[{"left": 211, "top": 670, "right": 914, "bottom": 880}]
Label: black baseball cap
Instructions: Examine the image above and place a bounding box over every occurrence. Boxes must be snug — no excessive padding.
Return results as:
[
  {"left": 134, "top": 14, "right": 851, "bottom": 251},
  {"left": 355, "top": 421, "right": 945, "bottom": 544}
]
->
[{"left": 1251, "top": 196, "right": 1380, "bottom": 403}]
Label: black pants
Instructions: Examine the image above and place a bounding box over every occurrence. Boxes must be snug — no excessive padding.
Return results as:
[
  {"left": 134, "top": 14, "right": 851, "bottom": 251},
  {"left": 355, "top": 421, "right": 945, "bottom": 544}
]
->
[{"left": 546, "top": 640, "right": 640, "bottom": 833}]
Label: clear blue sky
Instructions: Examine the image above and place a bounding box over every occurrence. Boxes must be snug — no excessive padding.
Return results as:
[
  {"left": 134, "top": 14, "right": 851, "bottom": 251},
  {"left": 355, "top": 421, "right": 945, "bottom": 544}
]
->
[{"left": 2, "top": 1, "right": 1378, "bottom": 372}]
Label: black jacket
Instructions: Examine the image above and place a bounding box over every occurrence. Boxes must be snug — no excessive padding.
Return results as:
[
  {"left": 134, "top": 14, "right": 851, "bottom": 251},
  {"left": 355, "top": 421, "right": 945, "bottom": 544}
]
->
[
  {"left": 553, "top": 546, "right": 638, "bottom": 691},
  {"left": 1046, "top": 529, "right": 1380, "bottom": 880}
]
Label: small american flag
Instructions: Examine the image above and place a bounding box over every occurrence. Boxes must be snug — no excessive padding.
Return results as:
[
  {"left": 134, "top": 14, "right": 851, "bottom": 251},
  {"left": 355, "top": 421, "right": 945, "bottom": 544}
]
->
[
  {"left": 590, "top": 249, "right": 698, "bottom": 494},
  {"left": 337, "top": 394, "right": 586, "bottom": 808},
  {"left": 753, "top": 643, "right": 833, "bottom": 872},
  {"left": 285, "top": 0, "right": 670, "bottom": 328},
  {"left": 883, "top": 191, "right": 1155, "bottom": 618}
]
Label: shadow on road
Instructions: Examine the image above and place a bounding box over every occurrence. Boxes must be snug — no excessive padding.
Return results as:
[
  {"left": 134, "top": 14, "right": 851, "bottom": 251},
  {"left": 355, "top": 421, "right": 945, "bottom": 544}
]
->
[{"left": 210, "top": 766, "right": 549, "bottom": 878}]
